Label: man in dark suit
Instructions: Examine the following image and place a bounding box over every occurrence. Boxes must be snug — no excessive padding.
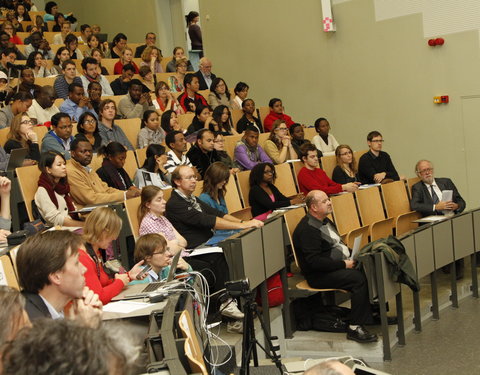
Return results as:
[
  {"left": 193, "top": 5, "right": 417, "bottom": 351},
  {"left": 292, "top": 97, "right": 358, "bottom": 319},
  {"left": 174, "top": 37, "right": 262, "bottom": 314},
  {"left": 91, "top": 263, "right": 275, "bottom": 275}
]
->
[
  {"left": 194, "top": 57, "right": 216, "bottom": 90},
  {"left": 411, "top": 159, "right": 466, "bottom": 278},
  {"left": 16, "top": 230, "right": 102, "bottom": 324},
  {"left": 134, "top": 32, "right": 157, "bottom": 58},
  {"left": 410, "top": 159, "right": 465, "bottom": 216}
]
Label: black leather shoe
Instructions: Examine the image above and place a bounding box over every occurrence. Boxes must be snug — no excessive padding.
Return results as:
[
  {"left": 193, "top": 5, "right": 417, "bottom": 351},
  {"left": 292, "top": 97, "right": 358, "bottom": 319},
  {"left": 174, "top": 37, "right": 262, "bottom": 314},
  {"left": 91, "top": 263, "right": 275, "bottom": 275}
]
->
[
  {"left": 346, "top": 326, "right": 378, "bottom": 343},
  {"left": 369, "top": 313, "right": 398, "bottom": 325}
]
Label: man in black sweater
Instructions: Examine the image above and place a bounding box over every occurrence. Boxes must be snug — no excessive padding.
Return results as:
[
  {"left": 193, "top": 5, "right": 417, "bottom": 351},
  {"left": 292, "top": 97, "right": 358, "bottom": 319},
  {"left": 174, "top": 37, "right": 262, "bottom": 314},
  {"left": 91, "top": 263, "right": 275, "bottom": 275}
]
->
[
  {"left": 292, "top": 190, "right": 377, "bottom": 343},
  {"left": 358, "top": 130, "right": 400, "bottom": 184},
  {"left": 186, "top": 128, "right": 221, "bottom": 179}
]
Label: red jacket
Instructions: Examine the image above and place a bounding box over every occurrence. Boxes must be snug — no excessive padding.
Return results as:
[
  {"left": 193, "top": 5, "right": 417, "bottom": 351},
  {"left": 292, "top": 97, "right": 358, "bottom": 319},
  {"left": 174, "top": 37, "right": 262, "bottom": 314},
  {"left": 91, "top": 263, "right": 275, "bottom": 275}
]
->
[
  {"left": 263, "top": 111, "right": 294, "bottom": 132},
  {"left": 298, "top": 166, "right": 342, "bottom": 195},
  {"left": 79, "top": 249, "right": 125, "bottom": 305},
  {"left": 113, "top": 61, "right": 139, "bottom": 75}
]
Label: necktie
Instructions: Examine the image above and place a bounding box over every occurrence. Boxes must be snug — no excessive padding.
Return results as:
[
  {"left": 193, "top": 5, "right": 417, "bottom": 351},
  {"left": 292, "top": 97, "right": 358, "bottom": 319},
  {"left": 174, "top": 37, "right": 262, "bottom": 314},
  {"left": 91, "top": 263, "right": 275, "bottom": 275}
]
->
[{"left": 430, "top": 185, "right": 439, "bottom": 205}]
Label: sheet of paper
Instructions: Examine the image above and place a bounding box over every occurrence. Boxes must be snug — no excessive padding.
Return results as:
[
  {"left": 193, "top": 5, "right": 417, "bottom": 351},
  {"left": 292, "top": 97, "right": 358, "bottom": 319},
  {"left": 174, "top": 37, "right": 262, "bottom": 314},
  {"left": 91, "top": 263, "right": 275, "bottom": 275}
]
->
[
  {"left": 188, "top": 246, "right": 223, "bottom": 257},
  {"left": 442, "top": 190, "right": 453, "bottom": 202},
  {"left": 359, "top": 184, "right": 381, "bottom": 189},
  {"left": 414, "top": 215, "right": 447, "bottom": 223},
  {"left": 102, "top": 301, "right": 151, "bottom": 314},
  {"left": 350, "top": 234, "right": 363, "bottom": 260}
]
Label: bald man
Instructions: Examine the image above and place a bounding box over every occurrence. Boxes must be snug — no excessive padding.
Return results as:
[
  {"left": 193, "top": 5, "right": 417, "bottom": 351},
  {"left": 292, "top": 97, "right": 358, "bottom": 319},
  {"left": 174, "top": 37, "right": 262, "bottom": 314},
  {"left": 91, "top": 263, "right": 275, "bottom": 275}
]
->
[
  {"left": 292, "top": 190, "right": 377, "bottom": 343},
  {"left": 194, "top": 57, "right": 216, "bottom": 90},
  {"left": 304, "top": 360, "right": 355, "bottom": 375}
]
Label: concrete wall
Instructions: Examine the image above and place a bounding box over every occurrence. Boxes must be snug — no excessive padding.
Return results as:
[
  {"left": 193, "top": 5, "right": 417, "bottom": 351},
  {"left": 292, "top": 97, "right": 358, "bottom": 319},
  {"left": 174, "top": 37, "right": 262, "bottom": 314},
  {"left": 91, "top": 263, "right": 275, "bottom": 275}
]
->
[{"left": 200, "top": 0, "right": 480, "bottom": 206}]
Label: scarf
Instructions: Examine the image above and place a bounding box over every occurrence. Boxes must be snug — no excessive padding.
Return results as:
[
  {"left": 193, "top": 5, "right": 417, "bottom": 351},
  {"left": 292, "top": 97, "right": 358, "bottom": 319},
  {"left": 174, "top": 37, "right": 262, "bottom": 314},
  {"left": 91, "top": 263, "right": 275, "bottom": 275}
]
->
[
  {"left": 100, "top": 159, "right": 132, "bottom": 191},
  {"left": 37, "top": 171, "right": 78, "bottom": 219},
  {"left": 239, "top": 139, "right": 260, "bottom": 162}
]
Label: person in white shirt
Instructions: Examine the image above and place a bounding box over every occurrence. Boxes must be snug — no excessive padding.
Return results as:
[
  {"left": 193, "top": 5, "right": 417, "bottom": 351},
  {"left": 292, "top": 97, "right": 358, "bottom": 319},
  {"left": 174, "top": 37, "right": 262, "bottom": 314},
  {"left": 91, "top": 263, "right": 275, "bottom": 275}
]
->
[
  {"left": 27, "top": 85, "right": 60, "bottom": 125},
  {"left": 312, "top": 117, "right": 339, "bottom": 156},
  {"left": 52, "top": 20, "right": 71, "bottom": 45},
  {"left": 79, "top": 57, "right": 113, "bottom": 96},
  {"left": 164, "top": 130, "right": 193, "bottom": 173}
]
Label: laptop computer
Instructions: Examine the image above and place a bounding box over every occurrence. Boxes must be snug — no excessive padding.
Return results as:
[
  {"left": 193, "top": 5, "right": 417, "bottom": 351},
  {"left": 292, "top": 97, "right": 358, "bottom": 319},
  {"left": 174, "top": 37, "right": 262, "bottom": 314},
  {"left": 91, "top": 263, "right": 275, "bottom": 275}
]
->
[
  {"left": 112, "top": 250, "right": 183, "bottom": 301},
  {"left": 6, "top": 148, "right": 28, "bottom": 172},
  {"left": 96, "top": 33, "right": 109, "bottom": 43}
]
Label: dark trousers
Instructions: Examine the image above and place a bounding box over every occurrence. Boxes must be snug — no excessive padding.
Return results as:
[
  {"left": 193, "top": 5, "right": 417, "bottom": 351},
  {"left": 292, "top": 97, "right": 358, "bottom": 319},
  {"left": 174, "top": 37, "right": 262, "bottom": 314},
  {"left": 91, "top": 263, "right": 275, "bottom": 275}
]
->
[{"left": 307, "top": 268, "right": 373, "bottom": 325}]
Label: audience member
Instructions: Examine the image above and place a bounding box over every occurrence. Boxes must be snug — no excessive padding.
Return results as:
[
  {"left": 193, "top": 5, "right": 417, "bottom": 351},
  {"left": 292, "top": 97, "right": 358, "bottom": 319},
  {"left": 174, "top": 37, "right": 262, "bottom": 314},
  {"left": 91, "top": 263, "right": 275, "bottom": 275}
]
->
[
  {"left": 59, "top": 82, "right": 96, "bottom": 122},
  {"left": 263, "top": 119, "right": 295, "bottom": 164},
  {"left": 263, "top": 98, "right": 294, "bottom": 132},
  {"left": 134, "top": 233, "right": 192, "bottom": 282},
  {"left": 64, "top": 33, "right": 83, "bottom": 60},
  {"left": 27, "top": 85, "right": 59, "bottom": 125},
  {"left": 52, "top": 19, "right": 70, "bottom": 44},
  {"left": 110, "top": 33, "right": 128, "bottom": 59},
  {"left": 138, "top": 65, "right": 155, "bottom": 92},
  {"left": 26, "top": 51, "right": 54, "bottom": 78},
  {"left": 15, "top": 230, "right": 102, "bottom": 322},
  {"left": 194, "top": 57, "right": 215, "bottom": 90},
  {"left": 332, "top": 145, "right": 360, "bottom": 184},
  {"left": 5, "top": 11, "right": 23, "bottom": 33},
  {"left": 304, "top": 360, "right": 355, "bottom": 375},
  {"left": 24, "top": 31, "right": 53, "bottom": 60},
  {"left": 210, "top": 105, "right": 237, "bottom": 136},
  {"left": 293, "top": 190, "right": 378, "bottom": 343},
  {"left": 208, "top": 77, "right": 233, "bottom": 109},
  {"left": 0, "top": 47, "right": 18, "bottom": 77},
  {"left": 312, "top": 117, "right": 339, "bottom": 156},
  {"left": 178, "top": 73, "right": 207, "bottom": 113},
  {"left": 153, "top": 80, "right": 184, "bottom": 114},
  {"left": 232, "top": 81, "right": 249, "bottom": 110},
  {"left": 41, "top": 112, "right": 74, "bottom": 159},
  {"left": 96, "top": 142, "right": 140, "bottom": 193},
  {"left": 78, "top": 24, "right": 92, "bottom": 44},
  {"left": 234, "top": 126, "right": 272, "bottom": 170},
  {"left": 297, "top": 143, "right": 358, "bottom": 195},
  {"left": 290, "top": 123, "right": 313, "bottom": 159},
  {"left": 53, "top": 59, "right": 82, "bottom": 99},
  {"left": 0, "top": 32, "right": 25, "bottom": 60},
  {"left": 213, "top": 132, "right": 240, "bottom": 172},
  {"left": 199, "top": 161, "right": 230, "bottom": 213},
  {"left": 4, "top": 112, "right": 40, "bottom": 161},
  {"left": 134, "top": 144, "right": 171, "bottom": 188},
  {"left": 34, "top": 150, "right": 84, "bottom": 226},
  {"left": 1, "top": 21, "right": 21, "bottom": 45},
  {"left": 249, "top": 162, "right": 304, "bottom": 220},
  {"left": 168, "top": 57, "right": 188, "bottom": 93},
  {"left": 135, "top": 32, "right": 157, "bottom": 58},
  {"left": 164, "top": 130, "right": 194, "bottom": 173},
  {"left": 0, "top": 91, "right": 33, "bottom": 129},
  {"left": 14, "top": 3, "right": 31, "bottom": 22},
  {"left": 75, "top": 111, "right": 102, "bottom": 152},
  {"left": 0, "top": 176, "right": 11, "bottom": 238},
  {"left": 43, "top": 2, "right": 59, "bottom": 21},
  {"left": 80, "top": 57, "right": 113, "bottom": 96},
  {"left": 51, "top": 12, "right": 65, "bottom": 32},
  {"left": 186, "top": 128, "right": 221, "bottom": 178},
  {"left": 85, "top": 34, "right": 111, "bottom": 58},
  {"left": 90, "top": 47, "right": 110, "bottom": 75},
  {"left": 166, "top": 46, "right": 194, "bottom": 72},
  {"left": 87, "top": 81, "right": 102, "bottom": 115},
  {"left": 187, "top": 104, "right": 213, "bottom": 134},
  {"left": 137, "top": 110, "right": 165, "bottom": 148},
  {"left": 118, "top": 79, "right": 155, "bottom": 119},
  {"left": 51, "top": 46, "right": 70, "bottom": 75},
  {"left": 160, "top": 109, "right": 181, "bottom": 134},
  {"left": 236, "top": 98, "right": 263, "bottom": 133},
  {"left": 140, "top": 46, "right": 163, "bottom": 73},
  {"left": 187, "top": 11, "right": 203, "bottom": 56},
  {"left": 113, "top": 46, "right": 139, "bottom": 74},
  {"left": 80, "top": 207, "right": 146, "bottom": 304},
  {"left": 98, "top": 99, "right": 134, "bottom": 150},
  {"left": 67, "top": 138, "right": 138, "bottom": 206},
  {"left": 2, "top": 319, "right": 138, "bottom": 375},
  {"left": 0, "top": 286, "right": 31, "bottom": 349},
  {"left": 14, "top": 68, "right": 41, "bottom": 97},
  {"left": 357, "top": 130, "right": 400, "bottom": 184},
  {"left": 110, "top": 63, "right": 135, "bottom": 96}
]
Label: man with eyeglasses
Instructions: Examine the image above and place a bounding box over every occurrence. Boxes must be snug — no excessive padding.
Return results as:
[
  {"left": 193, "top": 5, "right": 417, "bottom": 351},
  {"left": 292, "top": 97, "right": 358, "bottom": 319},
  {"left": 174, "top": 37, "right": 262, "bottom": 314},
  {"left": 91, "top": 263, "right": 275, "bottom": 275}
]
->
[
  {"left": 27, "top": 85, "right": 60, "bottom": 125},
  {"left": 194, "top": 57, "right": 216, "bottom": 90},
  {"left": 135, "top": 32, "right": 158, "bottom": 58},
  {"left": 358, "top": 130, "right": 400, "bottom": 184},
  {"left": 41, "top": 112, "right": 75, "bottom": 159}
]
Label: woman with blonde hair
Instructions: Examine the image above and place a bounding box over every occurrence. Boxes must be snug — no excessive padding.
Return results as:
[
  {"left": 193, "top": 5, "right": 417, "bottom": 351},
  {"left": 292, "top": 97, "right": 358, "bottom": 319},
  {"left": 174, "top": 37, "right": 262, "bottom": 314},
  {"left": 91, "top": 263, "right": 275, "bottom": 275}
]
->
[
  {"left": 168, "top": 57, "right": 188, "bottom": 93},
  {"left": 140, "top": 46, "right": 163, "bottom": 74},
  {"left": 263, "top": 119, "right": 295, "bottom": 164},
  {"left": 80, "top": 207, "right": 146, "bottom": 304},
  {"left": 4, "top": 113, "right": 40, "bottom": 162},
  {"left": 332, "top": 144, "right": 361, "bottom": 185},
  {"left": 113, "top": 46, "right": 139, "bottom": 75}
]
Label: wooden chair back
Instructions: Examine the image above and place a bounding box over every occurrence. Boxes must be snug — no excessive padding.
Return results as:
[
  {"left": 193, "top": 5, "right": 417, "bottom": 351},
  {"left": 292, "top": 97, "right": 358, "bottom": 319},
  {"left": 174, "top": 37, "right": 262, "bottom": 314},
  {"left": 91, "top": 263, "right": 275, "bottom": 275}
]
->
[
  {"left": 43, "top": 31, "right": 56, "bottom": 44},
  {"left": 381, "top": 180, "right": 411, "bottom": 218},
  {"left": 320, "top": 155, "right": 337, "bottom": 179},
  {"left": 0, "top": 255, "right": 19, "bottom": 289},
  {"left": 230, "top": 109, "right": 243, "bottom": 131},
  {"left": 116, "top": 118, "right": 141, "bottom": 149},
  {"left": 274, "top": 162, "right": 297, "bottom": 196},
  {"left": 224, "top": 176, "right": 242, "bottom": 213},
  {"left": 291, "top": 160, "right": 304, "bottom": 190},
  {"left": 33, "top": 126, "right": 48, "bottom": 147},
  {"left": 160, "top": 56, "right": 173, "bottom": 72},
  {"left": 258, "top": 132, "right": 270, "bottom": 147},
  {"left": 100, "top": 95, "right": 122, "bottom": 107},
  {"left": 396, "top": 211, "right": 421, "bottom": 236},
  {"left": 283, "top": 207, "right": 307, "bottom": 268},
  {"left": 257, "top": 106, "right": 269, "bottom": 125},
  {"left": 90, "top": 153, "right": 103, "bottom": 172},
  {"left": 34, "top": 76, "right": 56, "bottom": 88},
  {"left": 124, "top": 150, "right": 139, "bottom": 180},
  {"left": 330, "top": 192, "right": 361, "bottom": 236},
  {"left": 223, "top": 134, "right": 242, "bottom": 159},
  {"left": 124, "top": 196, "right": 141, "bottom": 239},
  {"left": 353, "top": 150, "right": 368, "bottom": 172},
  {"left": 135, "top": 147, "right": 147, "bottom": 167},
  {"left": 407, "top": 177, "right": 421, "bottom": 198},
  {"left": 0, "top": 127, "right": 9, "bottom": 147},
  {"left": 355, "top": 186, "right": 386, "bottom": 226},
  {"left": 101, "top": 59, "right": 117, "bottom": 75},
  {"left": 178, "top": 310, "right": 209, "bottom": 375},
  {"left": 370, "top": 218, "right": 395, "bottom": 241},
  {"left": 193, "top": 180, "right": 203, "bottom": 197},
  {"left": 16, "top": 165, "right": 41, "bottom": 221},
  {"left": 178, "top": 113, "right": 195, "bottom": 131},
  {"left": 345, "top": 225, "right": 369, "bottom": 249},
  {"left": 230, "top": 207, "right": 252, "bottom": 221},
  {"left": 236, "top": 170, "right": 251, "bottom": 206},
  {"left": 163, "top": 187, "right": 173, "bottom": 202},
  {"left": 303, "top": 127, "right": 317, "bottom": 141}
]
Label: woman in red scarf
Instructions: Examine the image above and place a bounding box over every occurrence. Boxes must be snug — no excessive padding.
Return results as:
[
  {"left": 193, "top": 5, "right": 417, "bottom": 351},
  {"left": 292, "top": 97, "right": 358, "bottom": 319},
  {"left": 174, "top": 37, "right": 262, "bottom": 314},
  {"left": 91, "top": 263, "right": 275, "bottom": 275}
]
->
[
  {"left": 34, "top": 151, "right": 84, "bottom": 227},
  {"left": 263, "top": 98, "right": 295, "bottom": 132}
]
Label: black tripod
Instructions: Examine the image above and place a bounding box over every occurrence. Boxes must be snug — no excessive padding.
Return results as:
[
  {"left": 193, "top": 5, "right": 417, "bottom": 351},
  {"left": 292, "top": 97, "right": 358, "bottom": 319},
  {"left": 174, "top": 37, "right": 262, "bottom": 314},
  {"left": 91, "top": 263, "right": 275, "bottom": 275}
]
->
[{"left": 240, "top": 291, "right": 285, "bottom": 375}]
